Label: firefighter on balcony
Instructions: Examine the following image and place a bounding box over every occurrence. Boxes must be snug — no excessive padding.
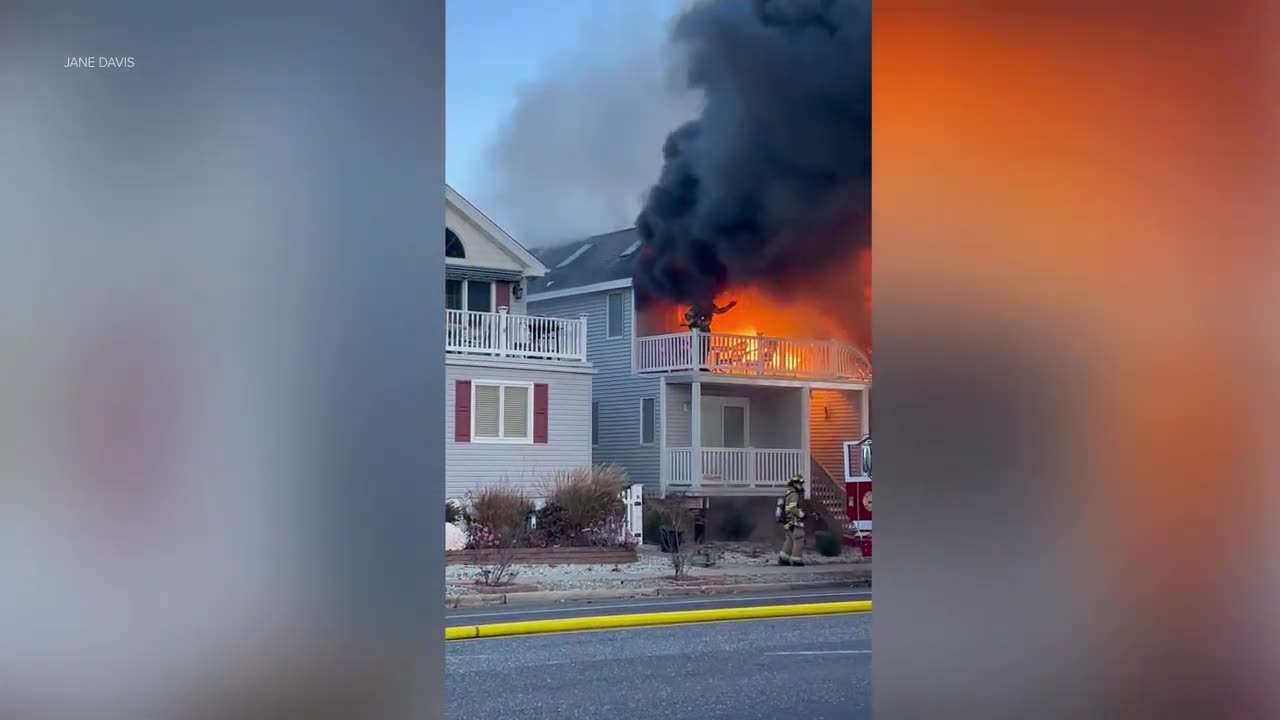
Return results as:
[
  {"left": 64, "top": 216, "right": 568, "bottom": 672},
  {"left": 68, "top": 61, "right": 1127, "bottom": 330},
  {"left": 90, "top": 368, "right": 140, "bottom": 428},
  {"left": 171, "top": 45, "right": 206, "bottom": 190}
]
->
[
  {"left": 683, "top": 299, "right": 737, "bottom": 333},
  {"left": 684, "top": 299, "right": 737, "bottom": 369},
  {"left": 777, "top": 473, "right": 807, "bottom": 566}
]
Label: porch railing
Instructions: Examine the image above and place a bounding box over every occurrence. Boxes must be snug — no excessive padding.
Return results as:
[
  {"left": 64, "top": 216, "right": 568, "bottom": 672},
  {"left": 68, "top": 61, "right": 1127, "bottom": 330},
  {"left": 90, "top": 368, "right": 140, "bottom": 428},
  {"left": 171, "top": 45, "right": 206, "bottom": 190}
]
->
[
  {"left": 446, "top": 308, "right": 587, "bottom": 362},
  {"left": 664, "top": 447, "right": 805, "bottom": 492},
  {"left": 635, "top": 331, "right": 870, "bottom": 382}
]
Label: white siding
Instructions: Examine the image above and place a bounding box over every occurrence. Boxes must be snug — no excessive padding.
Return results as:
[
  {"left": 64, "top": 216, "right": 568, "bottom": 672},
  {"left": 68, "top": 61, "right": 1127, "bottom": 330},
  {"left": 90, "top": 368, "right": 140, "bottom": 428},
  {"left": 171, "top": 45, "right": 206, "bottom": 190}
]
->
[
  {"left": 445, "top": 203, "right": 525, "bottom": 274},
  {"left": 528, "top": 288, "right": 663, "bottom": 490},
  {"left": 445, "top": 361, "right": 592, "bottom": 499}
]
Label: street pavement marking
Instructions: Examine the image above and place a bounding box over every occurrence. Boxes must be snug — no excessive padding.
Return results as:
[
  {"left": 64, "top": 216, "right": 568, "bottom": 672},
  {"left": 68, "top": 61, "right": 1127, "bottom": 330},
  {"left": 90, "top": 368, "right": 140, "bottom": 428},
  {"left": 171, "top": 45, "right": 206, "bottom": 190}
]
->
[
  {"left": 450, "top": 591, "right": 872, "bottom": 620},
  {"left": 768, "top": 650, "right": 871, "bottom": 655}
]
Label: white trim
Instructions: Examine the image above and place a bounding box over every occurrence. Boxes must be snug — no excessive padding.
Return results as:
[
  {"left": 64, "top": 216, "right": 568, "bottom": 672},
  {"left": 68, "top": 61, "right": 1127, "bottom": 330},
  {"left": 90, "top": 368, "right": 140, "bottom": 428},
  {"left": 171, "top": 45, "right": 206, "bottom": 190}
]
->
[
  {"left": 446, "top": 355, "right": 596, "bottom": 374},
  {"left": 629, "top": 287, "right": 638, "bottom": 376},
  {"left": 639, "top": 396, "right": 657, "bottom": 446},
  {"left": 470, "top": 379, "right": 535, "bottom": 445},
  {"left": 525, "top": 277, "right": 632, "bottom": 303},
  {"left": 658, "top": 376, "right": 668, "bottom": 496},
  {"left": 446, "top": 184, "right": 548, "bottom": 276},
  {"left": 606, "top": 291, "right": 626, "bottom": 339},
  {"left": 652, "top": 373, "right": 869, "bottom": 392},
  {"left": 591, "top": 401, "right": 600, "bottom": 447}
]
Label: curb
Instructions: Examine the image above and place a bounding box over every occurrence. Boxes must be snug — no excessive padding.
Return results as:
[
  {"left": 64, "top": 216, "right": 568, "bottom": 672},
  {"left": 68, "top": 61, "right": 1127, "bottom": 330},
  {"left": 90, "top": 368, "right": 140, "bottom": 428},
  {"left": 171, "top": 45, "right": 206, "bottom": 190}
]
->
[
  {"left": 445, "top": 599, "right": 873, "bottom": 641},
  {"left": 446, "top": 576, "right": 871, "bottom": 608}
]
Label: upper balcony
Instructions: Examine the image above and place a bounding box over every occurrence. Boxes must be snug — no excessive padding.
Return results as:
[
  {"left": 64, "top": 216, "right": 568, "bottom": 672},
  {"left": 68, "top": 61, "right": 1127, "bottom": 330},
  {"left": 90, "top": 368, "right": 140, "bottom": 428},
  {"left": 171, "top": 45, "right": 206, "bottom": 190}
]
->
[
  {"left": 446, "top": 308, "right": 588, "bottom": 363},
  {"left": 635, "top": 330, "right": 870, "bottom": 383}
]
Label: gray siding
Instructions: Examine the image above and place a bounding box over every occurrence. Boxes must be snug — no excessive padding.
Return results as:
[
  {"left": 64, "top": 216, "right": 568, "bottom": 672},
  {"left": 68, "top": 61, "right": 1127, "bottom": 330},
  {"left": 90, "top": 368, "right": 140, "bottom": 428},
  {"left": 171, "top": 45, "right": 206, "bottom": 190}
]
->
[
  {"left": 445, "top": 360, "right": 593, "bottom": 499},
  {"left": 665, "top": 383, "right": 691, "bottom": 446},
  {"left": 665, "top": 382, "right": 803, "bottom": 448},
  {"left": 529, "top": 288, "right": 662, "bottom": 490}
]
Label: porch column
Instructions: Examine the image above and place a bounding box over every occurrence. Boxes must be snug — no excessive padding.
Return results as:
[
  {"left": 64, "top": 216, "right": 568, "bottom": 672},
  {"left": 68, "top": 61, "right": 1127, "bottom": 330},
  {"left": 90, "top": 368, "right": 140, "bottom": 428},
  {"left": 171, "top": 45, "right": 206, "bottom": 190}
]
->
[
  {"left": 658, "top": 377, "right": 668, "bottom": 496},
  {"left": 861, "top": 387, "right": 871, "bottom": 439},
  {"left": 800, "top": 386, "right": 812, "bottom": 499},
  {"left": 690, "top": 380, "right": 702, "bottom": 491}
]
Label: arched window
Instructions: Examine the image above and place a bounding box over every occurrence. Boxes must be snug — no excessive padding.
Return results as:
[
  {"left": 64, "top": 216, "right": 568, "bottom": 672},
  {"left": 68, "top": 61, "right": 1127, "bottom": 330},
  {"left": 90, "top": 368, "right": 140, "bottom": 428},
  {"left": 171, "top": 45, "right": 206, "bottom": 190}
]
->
[{"left": 445, "top": 228, "right": 466, "bottom": 258}]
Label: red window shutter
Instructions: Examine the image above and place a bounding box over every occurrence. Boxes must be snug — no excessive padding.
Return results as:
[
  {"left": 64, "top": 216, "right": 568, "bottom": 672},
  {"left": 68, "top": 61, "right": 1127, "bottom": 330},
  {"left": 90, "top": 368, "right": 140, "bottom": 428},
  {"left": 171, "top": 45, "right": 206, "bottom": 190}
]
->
[
  {"left": 533, "top": 383, "right": 549, "bottom": 444},
  {"left": 455, "top": 380, "right": 472, "bottom": 442},
  {"left": 496, "top": 281, "right": 511, "bottom": 309}
]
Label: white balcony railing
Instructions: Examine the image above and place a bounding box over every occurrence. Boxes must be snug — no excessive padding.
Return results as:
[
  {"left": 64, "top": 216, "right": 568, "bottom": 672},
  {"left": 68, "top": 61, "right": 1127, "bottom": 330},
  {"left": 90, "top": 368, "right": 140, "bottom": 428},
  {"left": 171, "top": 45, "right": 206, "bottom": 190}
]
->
[
  {"left": 446, "top": 308, "right": 587, "bottom": 362},
  {"left": 664, "top": 447, "right": 805, "bottom": 493},
  {"left": 635, "top": 331, "right": 870, "bottom": 382}
]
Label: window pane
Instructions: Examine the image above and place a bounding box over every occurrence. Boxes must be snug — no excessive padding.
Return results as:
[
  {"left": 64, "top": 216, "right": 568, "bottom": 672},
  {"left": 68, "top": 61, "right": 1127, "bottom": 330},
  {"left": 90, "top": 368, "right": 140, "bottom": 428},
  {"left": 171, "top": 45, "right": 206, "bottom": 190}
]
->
[
  {"left": 473, "top": 385, "right": 501, "bottom": 438},
  {"left": 445, "top": 279, "right": 463, "bottom": 310},
  {"left": 723, "top": 405, "right": 746, "bottom": 448},
  {"left": 503, "top": 385, "right": 530, "bottom": 439},
  {"left": 607, "top": 292, "right": 624, "bottom": 337},
  {"left": 641, "top": 398, "right": 655, "bottom": 444},
  {"left": 468, "top": 281, "right": 492, "bottom": 313},
  {"left": 592, "top": 402, "right": 600, "bottom": 445}
]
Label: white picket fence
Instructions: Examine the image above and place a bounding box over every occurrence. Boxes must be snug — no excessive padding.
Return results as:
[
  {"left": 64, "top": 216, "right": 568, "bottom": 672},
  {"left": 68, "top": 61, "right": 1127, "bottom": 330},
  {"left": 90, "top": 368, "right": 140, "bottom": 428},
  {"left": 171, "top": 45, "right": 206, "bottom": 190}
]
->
[{"left": 620, "top": 483, "right": 644, "bottom": 545}]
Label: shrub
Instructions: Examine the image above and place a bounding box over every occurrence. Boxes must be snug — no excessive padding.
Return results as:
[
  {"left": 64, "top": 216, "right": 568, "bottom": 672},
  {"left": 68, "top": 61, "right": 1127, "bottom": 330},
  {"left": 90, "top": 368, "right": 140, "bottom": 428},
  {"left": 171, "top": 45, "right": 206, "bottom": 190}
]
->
[
  {"left": 539, "top": 464, "right": 629, "bottom": 544},
  {"left": 465, "top": 484, "right": 534, "bottom": 587},
  {"left": 815, "top": 531, "right": 843, "bottom": 558},
  {"left": 445, "top": 500, "right": 462, "bottom": 525},
  {"left": 533, "top": 502, "right": 574, "bottom": 544},
  {"left": 465, "top": 485, "right": 533, "bottom": 551}
]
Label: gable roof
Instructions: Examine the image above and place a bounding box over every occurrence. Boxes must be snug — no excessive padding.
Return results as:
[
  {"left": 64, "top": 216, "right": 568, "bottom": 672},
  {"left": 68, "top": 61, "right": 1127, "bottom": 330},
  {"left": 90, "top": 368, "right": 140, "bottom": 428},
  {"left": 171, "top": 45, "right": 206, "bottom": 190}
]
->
[
  {"left": 445, "top": 184, "right": 548, "bottom": 277},
  {"left": 527, "top": 227, "right": 640, "bottom": 298}
]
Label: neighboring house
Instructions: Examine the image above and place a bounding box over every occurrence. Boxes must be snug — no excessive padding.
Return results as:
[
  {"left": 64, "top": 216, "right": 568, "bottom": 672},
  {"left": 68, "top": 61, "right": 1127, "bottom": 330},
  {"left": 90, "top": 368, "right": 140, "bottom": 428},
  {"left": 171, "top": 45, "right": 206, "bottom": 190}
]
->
[
  {"left": 526, "top": 228, "right": 872, "bottom": 538},
  {"left": 443, "top": 185, "right": 594, "bottom": 500}
]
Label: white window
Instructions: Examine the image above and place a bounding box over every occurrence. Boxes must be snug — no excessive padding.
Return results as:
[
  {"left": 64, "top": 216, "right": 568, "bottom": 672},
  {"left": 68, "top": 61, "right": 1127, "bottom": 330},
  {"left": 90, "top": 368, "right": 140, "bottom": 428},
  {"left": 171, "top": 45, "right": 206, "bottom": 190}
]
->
[
  {"left": 591, "top": 402, "right": 600, "bottom": 446},
  {"left": 445, "top": 279, "right": 494, "bottom": 312},
  {"left": 606, "top": 291, "right": 625, "bottom": 338},
  {"left": 472, "top": 382, "right": 533, "bottom": 443},
  {"left": 640, "top": 397, "right": 656, "bottom": 446}
]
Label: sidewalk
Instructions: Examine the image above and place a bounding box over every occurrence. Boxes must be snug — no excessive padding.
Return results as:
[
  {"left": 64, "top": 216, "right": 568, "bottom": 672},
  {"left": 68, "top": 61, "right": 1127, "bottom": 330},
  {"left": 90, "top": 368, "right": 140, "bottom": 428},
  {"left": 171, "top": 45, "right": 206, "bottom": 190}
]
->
[{"left": 446, "top": 543, "right": 871, "bottom": 607}]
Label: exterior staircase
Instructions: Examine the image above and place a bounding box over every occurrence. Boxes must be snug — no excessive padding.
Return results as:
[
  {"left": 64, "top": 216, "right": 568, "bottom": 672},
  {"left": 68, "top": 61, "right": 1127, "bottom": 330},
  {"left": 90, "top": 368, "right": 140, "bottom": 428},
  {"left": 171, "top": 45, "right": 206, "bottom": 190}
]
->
[{"left": 809, "top": 458, "right": 857, "bottom": 542}]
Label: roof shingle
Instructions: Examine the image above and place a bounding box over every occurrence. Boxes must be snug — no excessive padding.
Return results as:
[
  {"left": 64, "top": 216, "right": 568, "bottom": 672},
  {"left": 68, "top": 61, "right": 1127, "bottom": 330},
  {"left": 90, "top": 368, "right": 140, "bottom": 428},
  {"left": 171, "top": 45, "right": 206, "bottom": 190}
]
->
[{"left": 528, "top": 227, "right": 640, "bottom": 295}]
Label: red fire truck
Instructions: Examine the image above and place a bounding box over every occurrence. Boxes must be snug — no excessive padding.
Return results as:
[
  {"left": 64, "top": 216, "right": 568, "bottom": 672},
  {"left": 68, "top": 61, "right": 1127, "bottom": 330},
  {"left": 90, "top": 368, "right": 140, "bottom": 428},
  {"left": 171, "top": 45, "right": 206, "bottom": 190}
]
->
[{"left": 843, "top": 436, "right": 872, "bottom": 557}]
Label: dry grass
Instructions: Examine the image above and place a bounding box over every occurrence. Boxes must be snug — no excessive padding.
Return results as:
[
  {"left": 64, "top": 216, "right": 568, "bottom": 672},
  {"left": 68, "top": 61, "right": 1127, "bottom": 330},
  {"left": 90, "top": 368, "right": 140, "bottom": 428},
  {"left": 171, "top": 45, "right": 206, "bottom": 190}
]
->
[
  {"left": 465, "top": 484, "right": 533, "bottom": 586},
  {"left": 538, "top": 464, "right": 629, "bottom": 544}
]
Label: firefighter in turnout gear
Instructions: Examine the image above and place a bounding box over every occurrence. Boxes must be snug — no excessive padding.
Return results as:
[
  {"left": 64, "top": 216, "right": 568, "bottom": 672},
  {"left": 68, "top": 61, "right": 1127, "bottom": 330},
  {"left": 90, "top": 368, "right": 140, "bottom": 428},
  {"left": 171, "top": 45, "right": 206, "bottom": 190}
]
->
[
  {"left": 685, "top": 300, "right": 737, "bottom": 369},
  {"left": 778, "top": 473, "right": 807, "bottom": 566},
  {"left": 683, "top": 299, "right": 737, "bottom": 333}
]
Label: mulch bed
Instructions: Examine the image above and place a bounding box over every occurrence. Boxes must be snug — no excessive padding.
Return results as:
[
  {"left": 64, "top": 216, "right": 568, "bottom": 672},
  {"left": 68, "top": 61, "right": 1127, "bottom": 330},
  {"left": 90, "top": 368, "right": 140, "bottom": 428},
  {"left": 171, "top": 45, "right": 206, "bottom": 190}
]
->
[{"left": 446, "top": 546, "right": 639, "bottom": 566}]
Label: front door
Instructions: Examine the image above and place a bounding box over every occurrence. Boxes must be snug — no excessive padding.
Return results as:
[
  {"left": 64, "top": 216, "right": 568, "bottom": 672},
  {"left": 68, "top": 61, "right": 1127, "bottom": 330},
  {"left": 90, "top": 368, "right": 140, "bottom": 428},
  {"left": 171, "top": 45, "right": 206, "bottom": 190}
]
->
[
  {"left": 722, "top": 403, "right": 747, "bottom": 448},
  {"left": 700, "top": 396, "right": 750, "bottom": 448}
]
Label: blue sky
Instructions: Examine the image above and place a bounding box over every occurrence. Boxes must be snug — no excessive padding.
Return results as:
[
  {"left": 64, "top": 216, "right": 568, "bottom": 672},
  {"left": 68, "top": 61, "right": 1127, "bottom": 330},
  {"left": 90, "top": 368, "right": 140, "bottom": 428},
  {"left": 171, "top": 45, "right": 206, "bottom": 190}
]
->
[{"left": 446, "top": 1, "right": 687, "bottom": 205}]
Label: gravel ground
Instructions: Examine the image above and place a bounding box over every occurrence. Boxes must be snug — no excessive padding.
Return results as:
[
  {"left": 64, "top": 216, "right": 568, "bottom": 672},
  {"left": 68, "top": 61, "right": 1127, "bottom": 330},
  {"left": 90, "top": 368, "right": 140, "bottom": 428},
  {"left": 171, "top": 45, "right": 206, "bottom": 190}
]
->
[{"left": 446, "top": 542, "right": 868, "bottom": 594}]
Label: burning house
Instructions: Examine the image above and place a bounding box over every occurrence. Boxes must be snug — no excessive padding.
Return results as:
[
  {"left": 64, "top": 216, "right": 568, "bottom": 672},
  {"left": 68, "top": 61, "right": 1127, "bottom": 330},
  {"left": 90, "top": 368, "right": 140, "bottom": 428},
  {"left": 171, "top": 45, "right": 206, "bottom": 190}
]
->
[{"left": 526, "top": 0, "right": 871, "bottom": 540}]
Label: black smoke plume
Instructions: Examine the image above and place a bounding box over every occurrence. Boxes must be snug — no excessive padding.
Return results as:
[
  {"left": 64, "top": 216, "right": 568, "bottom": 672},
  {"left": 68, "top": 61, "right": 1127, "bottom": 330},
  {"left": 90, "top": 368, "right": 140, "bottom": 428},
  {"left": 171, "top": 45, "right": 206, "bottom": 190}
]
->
[{"left": 633, "top": 0, "right": 871, "bottom": 312}]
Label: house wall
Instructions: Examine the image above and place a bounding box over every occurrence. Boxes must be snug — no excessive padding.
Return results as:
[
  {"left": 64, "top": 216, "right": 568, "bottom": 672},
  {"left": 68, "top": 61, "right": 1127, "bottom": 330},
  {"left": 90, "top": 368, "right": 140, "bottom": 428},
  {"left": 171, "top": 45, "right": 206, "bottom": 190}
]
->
[
  {"left": 701, "top": 384, "right": 803, "bottom": 448},
  {"left": 445, "top": 359, "right": 593, "bottom": 499},
  {"left": 445, "top": 203, "right": 525, "bottom": 274},
  {"left": 527, "top": 287, "right": 662, "bottom": 491},
  {"left": 809, "top": 388, "right": 865, "bottom": 478},
  {"left": 665, "top": 383, "right": 692, "bottom": 446}
]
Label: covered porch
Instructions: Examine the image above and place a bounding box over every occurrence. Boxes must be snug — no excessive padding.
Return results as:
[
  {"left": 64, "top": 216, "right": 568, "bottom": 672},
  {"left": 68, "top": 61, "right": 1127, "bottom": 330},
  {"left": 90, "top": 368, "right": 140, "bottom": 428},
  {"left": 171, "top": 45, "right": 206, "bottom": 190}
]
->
[{"left": 660, "top": 378, "right": 866, "bottom": 496}]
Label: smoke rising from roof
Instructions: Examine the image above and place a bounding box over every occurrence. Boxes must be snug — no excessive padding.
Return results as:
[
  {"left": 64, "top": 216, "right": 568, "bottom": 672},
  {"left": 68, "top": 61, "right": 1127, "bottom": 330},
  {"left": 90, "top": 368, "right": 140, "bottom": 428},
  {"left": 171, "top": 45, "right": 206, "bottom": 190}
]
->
[
  {"left": 475, "top": 4, "right": 701, "bottom": 248},
  {"left": 633, "top": 0, "right": 872, "bottom": 315}
]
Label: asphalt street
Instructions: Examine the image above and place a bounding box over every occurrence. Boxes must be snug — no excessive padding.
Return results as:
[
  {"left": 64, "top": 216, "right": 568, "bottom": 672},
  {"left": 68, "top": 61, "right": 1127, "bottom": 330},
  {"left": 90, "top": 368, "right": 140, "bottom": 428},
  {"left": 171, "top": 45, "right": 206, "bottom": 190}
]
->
[
  {"left": 446, "top": 611, "right": 871, "bottom": 720},
  {"left": 446, "top": 588, "right": 872, "bottom": 625}
]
